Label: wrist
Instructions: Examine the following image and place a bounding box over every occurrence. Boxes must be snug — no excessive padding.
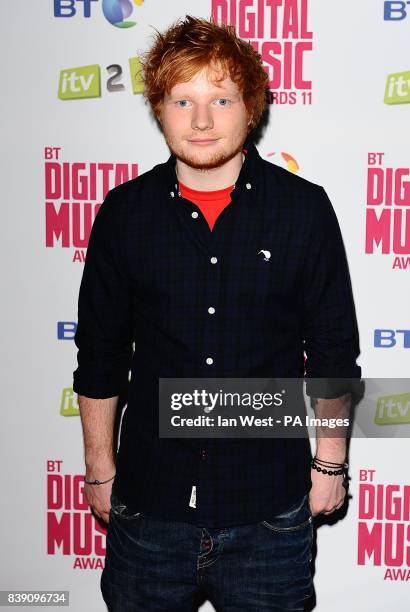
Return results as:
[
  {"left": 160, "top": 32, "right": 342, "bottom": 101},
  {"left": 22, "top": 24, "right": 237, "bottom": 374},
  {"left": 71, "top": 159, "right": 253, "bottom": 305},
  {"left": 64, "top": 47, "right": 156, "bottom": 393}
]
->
[
  {"left": 84, "top": 473, "right": 116, "bottom": 485},
  {"left": 85, "top": 453, "right": 116, "bottom": 474},
  {"left": 315, "top": 441, "right": 346, "bottom": 464},
  {"left": 314, "top": 453, "right": 346, "bottom": 465}
]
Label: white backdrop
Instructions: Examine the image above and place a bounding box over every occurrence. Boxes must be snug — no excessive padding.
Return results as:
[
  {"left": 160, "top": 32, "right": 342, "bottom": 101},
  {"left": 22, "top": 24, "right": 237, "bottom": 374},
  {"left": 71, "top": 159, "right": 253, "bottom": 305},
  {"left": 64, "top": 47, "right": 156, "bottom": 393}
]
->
[{"left": 1, "top": 1, "right": 409, "bottom": 610}]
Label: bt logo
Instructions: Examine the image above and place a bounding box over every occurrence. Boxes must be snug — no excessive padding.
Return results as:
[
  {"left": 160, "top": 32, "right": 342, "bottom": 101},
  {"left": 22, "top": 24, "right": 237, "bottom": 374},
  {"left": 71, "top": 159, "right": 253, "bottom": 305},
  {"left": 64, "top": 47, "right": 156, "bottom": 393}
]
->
[
  {"left": 53, "top": 0, "right": 144, "bottom": 28},
  {"left": 57, "top": 322, "right": 77, "bottom": 340},
  {"left": 384, "top": 1, "right": 410, "bottom": 20},
  {"left": 374, "top": 329, "right": 410, "bottom": 348},
  {"left": 58, "top": 58, "right": 143, "bottom": 100}
]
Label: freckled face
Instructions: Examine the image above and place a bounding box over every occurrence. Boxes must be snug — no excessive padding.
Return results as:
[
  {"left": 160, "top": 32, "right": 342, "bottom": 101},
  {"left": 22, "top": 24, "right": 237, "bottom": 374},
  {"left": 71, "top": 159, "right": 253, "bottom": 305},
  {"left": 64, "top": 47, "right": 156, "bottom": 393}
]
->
[{"left": 159, "top": 66, "right": 251, "bottom": 170}]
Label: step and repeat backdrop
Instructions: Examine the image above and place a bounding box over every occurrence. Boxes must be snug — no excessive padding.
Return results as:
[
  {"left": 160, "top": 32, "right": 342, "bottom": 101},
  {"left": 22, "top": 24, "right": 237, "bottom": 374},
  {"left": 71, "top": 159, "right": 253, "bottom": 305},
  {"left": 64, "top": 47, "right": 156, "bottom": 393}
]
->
[{"left": 1, "top": 1, "right": 409, "bottom": 610}]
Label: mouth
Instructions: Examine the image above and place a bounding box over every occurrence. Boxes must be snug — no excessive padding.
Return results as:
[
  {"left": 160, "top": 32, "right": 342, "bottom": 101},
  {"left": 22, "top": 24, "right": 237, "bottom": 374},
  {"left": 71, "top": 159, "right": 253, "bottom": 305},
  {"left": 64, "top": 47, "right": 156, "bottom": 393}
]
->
[{"left": 187, "top": 138, "right": 220, "bottom": 146}]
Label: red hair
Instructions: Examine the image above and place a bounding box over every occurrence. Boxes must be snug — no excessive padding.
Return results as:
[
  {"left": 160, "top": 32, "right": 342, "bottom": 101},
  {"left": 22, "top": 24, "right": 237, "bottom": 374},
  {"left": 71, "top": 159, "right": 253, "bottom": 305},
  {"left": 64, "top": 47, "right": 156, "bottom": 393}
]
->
[{"left": 139, "top": 15, "right": 269, "bottom": 131}]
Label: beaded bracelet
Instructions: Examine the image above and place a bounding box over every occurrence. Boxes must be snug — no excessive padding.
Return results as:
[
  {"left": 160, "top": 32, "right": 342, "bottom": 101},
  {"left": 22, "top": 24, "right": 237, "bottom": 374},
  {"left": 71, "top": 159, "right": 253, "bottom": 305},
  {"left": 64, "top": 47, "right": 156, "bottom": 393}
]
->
[
  {"left": 311, "top": 462, "right": 345, "bottom": 476},
  {"left": 311, "top": 455, "right": 349, "bottom": 476}
]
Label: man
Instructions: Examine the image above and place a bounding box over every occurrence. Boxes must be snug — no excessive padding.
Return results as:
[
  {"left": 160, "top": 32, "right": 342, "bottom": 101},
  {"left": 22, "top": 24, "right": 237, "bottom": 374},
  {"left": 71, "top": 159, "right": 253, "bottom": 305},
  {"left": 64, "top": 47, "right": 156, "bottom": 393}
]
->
[{"left": 73, "top": 15, "right": 361, "bottom": 611}]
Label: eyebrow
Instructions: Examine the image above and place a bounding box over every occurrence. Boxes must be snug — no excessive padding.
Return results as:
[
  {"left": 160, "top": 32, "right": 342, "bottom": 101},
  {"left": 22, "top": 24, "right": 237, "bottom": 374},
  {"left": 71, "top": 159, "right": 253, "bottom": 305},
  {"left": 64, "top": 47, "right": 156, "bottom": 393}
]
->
[{"left": 169, "top": 89, "right": 240, "bottom": 99}]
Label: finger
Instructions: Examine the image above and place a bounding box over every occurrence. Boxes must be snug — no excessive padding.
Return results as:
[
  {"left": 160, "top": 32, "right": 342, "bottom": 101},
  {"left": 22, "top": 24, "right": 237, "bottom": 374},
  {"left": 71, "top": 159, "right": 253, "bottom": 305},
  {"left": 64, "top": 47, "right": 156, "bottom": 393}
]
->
[
  {"left": 90, "top": 507, "right": 99, "bottom": 519},
  {"left": 335, "top": 495, "right": 346, "bottom": 509},
  {"left": 322, "top": 507, "right": 336, "bottom": 515},
  {"left": 101, "top": 511, "right": 110, "bottom": 524},
  {"left": 307, "top": 498, "right": 317, "bottom": 518},
  {"left": 90, "top": 507, "right": 105, "bottom": 522}
]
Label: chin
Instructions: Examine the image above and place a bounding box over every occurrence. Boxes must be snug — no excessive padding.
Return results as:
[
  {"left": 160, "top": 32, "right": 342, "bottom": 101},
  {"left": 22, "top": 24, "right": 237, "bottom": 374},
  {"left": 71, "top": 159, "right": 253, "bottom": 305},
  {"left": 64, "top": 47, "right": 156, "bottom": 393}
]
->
[
  {"left": 182, "top": 155, "right": 230, "bottom": 170},
  {"left": 175, "top": 141, "right": 244, "bottom": 171}
]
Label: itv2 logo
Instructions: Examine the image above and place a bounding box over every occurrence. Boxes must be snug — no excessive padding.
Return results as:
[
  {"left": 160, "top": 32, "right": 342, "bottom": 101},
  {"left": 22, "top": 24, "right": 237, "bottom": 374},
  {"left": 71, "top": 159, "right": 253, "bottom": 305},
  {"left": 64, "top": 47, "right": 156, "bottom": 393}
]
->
[
  {"left": 53, "top": 0, "right": 144, "bottom": 28},
  {"left": 384, "top": 70, "right": 410, "bottom": 104},
  {"left": 58, "top": 59, "right": 143, "bottom": 99}
]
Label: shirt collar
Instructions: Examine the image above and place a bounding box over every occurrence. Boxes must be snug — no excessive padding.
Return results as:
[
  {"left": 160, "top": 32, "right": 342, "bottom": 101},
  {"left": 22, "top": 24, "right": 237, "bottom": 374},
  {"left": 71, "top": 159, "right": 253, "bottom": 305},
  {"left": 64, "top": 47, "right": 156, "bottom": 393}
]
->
[{"left": 161, "top": 134, "right": 262, "bottom": 203}]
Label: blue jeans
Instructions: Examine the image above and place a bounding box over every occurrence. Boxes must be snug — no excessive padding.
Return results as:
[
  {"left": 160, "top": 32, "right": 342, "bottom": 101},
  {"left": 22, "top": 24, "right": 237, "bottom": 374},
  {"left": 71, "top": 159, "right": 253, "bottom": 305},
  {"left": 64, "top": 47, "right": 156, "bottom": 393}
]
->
[{"left": 101, "top": 491, "right": 314, "bottom": 611}]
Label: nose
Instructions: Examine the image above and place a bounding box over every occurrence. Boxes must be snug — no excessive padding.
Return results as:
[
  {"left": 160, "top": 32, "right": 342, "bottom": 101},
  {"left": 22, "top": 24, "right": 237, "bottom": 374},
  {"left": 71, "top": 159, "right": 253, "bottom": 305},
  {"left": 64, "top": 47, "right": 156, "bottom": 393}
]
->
[{"left": 191, "top": 104, "right": 214, "bottom": 131}]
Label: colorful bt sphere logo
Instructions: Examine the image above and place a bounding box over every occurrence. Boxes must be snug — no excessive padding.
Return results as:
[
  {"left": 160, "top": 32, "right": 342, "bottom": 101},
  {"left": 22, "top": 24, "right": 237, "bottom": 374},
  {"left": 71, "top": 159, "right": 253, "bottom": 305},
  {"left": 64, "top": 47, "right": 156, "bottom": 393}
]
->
[{"left": 102, "top": 0, "right": 143, "bottom": 28}]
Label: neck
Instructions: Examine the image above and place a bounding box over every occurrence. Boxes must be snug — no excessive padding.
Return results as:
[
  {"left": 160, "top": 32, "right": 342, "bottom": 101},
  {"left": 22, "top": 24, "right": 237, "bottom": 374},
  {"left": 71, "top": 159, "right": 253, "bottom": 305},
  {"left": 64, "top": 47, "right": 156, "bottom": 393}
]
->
[{"left": 176, "top": 151, "right": 244, "bottom": 191}]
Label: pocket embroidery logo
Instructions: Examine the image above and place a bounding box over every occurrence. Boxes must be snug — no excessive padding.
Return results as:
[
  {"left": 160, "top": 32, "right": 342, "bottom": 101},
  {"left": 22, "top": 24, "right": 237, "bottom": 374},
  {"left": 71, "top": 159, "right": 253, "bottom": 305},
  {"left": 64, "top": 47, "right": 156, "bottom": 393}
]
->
[{"left": 258, "top": 249, "right": 271, "bottom": 262}]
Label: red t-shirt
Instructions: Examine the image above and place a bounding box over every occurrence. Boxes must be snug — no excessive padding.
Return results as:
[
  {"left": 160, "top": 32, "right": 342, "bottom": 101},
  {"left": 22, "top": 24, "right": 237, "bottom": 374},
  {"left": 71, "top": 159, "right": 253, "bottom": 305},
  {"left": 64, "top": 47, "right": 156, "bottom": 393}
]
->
[{"left": 179, "top": 181, "right": 234, "bottom": 231}]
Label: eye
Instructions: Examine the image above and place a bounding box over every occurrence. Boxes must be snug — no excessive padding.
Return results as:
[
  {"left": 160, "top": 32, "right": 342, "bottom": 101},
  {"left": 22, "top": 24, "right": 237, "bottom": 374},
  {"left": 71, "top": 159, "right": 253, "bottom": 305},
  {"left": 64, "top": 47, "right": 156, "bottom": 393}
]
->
[
  {"left": 176, "top": 100, "right": 191, "bottom": 108},
  {"left": 214, "top": 98, "right": 231, "bottom": 106}
]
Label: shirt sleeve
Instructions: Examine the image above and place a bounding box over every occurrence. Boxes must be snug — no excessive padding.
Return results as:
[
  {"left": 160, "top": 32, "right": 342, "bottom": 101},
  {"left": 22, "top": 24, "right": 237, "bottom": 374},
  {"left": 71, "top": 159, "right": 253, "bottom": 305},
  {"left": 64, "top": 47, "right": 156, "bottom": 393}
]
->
[
  {"left": 302, "top": 186, "right": 362, "bottom": 399},
  {"left": 72, "top": 188, "right": 134, "bottom": 399}
]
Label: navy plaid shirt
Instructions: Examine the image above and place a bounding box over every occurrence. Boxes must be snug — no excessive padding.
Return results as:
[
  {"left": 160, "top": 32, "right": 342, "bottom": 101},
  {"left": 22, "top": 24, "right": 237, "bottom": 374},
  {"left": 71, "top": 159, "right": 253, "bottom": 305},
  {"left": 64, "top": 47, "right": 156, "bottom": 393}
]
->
[{"left": 73, "top": 135, "right": 361, "bottom": 527}]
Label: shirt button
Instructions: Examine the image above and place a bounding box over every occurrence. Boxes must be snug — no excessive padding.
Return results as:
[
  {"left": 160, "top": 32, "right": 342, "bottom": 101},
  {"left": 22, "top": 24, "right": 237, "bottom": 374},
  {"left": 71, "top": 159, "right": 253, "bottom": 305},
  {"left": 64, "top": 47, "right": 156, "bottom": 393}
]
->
[
  {"left": 208, "top": 307, "right": 215, "bottom": 314},
  {"left": 210, "top": 256, "right": 218, "bottom": 264},
  {"left": 246, "top": 182, "right": 252, "bottom": 189},
  {"left": 201, "top": 449, "right": 207, "bottom": 459},
  {"left": 206, "top": 357, "right": 214, "bottom": 365},
  {"left": 191, "top": 211, "right": 199, "bottom": 219},
  {"left": 170, "top": 191, "right": 175, "bottom": 197}
]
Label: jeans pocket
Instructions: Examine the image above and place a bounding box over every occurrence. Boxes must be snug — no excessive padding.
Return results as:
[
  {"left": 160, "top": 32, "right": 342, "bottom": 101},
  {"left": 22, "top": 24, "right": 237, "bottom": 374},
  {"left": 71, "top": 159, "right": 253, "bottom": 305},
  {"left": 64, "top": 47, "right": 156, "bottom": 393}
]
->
[
  {"left": 110, "top": 491, "right": 143, "bottom": 520},
  {"left": 260, "top": 494, "right": 313, "bottom": 532}
]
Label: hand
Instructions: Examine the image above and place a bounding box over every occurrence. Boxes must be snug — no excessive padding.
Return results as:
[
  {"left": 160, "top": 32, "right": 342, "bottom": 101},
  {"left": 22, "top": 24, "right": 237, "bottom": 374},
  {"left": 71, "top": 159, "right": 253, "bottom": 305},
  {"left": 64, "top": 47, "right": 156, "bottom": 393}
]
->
[
  {"left": 308, "top": 467, "right": 347, "bottom": 517},
  {"left": 84, "top": 464, "right": 116, "bottom": 524}
]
